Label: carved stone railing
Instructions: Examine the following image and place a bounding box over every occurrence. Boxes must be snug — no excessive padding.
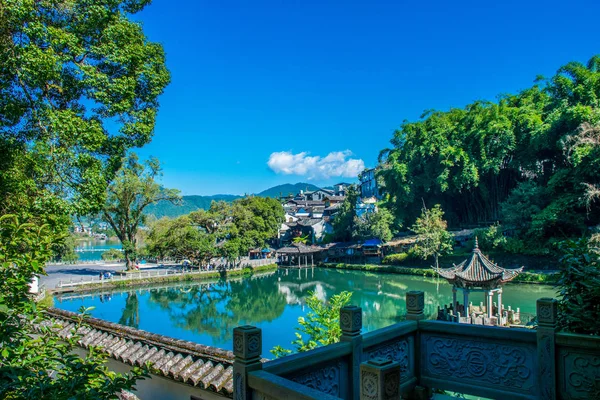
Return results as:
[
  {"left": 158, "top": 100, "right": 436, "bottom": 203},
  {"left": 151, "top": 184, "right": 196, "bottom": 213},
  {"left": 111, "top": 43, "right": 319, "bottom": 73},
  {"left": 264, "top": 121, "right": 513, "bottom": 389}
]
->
[{"left": 233, "top": 293, "right": 600, "bottom": 400}]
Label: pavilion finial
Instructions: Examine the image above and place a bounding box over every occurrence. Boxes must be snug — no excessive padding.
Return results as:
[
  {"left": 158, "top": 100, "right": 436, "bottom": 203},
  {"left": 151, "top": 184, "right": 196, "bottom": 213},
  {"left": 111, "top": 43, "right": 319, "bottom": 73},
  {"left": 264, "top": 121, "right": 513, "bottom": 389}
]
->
[{"left": 474, "top": 236, "right": 479, "bottom": 251}]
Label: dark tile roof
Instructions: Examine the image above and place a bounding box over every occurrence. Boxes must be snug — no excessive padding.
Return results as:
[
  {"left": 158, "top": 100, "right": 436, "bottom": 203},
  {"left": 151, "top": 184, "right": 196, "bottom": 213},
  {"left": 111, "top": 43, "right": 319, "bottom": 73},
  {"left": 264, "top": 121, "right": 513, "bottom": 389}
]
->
[
  {"left": 42, "top": 308, "right": 238, "bottom": 397},
  {"left": 286, "top": 200, "right": 325, "bottom": 207},
  {"left": 324, "top": 203, "right": 342, "bottom": 211},
  {"left": 434, "top": 240, "right": 522, "bottom": 288},
  {"left": 276, "top": 243, "right": 322, "bottom": 254},
  {"left": 324, "top": 195, "right": 346, "bottom": 201},
  {"left": 296, "top": 218, "right": 323, "bottom": 227}
]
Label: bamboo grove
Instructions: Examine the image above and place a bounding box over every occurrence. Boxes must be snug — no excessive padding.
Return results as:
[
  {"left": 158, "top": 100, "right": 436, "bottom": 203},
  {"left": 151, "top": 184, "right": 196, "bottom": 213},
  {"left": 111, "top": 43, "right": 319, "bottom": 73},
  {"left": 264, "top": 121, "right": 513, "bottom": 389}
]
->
[{"left": 376, "top": 55, "right": 600, "bottom": 245}]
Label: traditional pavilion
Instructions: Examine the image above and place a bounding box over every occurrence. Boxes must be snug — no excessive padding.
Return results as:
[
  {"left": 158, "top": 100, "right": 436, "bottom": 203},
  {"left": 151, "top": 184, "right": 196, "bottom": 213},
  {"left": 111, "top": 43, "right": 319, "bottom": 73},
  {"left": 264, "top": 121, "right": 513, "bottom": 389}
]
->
[
  {"left": 276, "top": 243, "right": 321, "bottom": 268},
  {"left": 433, "top": 238, "right": 523, "bottom": 322}
]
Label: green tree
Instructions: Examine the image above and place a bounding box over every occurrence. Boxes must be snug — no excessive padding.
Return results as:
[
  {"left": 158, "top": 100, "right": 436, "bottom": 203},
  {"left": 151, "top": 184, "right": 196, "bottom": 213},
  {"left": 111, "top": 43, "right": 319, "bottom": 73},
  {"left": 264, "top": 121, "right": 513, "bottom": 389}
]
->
[
  {"left": 0, "top": 0, "right": 167, "bottom": 397},
  {"left": 0, "top": 0, "right": 170, "bottom": 219},
  {"left": 145, "top": 215, "right": 216, "bottom": 266},
  {"left": 210, "top": 197, "right": 284, "bottom": 263},
  {"left": 332, "top": 185, "right": 359, "bottom": 242},
  {"left": 352, "top": 207, "right": 395, "bottom": 242},
  {"left": 410, "top": 204, "right": 453, "bottom": 268},
  {"left": 271, "top": 291, "right": 352, "bottom": 357},
  {"left": 292, "top": 234, "right": 310, "bottom": 244},
  {"left": 376, "top": 56, "right": 600, "bottom": 244},
  {"left": 0, "top": 215, "right": 146, "bottom": 398},
  {"left": 101, "top": 248, "right": 124, "bottom": 261},
  {"left": 103, "top": 154, "right": 180, "bottom": 269},
  {"left": 556, "top": 238, "right": 600, "bottom": 335}
]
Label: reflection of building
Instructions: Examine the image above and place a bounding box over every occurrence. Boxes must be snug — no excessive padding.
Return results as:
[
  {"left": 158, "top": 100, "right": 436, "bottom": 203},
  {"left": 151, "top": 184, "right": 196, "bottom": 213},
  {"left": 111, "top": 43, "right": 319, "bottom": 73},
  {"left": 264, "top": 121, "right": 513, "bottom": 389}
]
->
[{"left": 434, "top": 239, "right": 523, "bottom": 326}]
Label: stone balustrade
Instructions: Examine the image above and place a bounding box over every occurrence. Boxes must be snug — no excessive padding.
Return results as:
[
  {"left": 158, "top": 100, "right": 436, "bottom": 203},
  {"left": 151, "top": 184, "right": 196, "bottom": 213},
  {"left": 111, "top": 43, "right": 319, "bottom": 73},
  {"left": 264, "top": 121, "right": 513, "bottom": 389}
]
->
[{"left": 233, "top": 292, "right": 600, "bottom": 400}]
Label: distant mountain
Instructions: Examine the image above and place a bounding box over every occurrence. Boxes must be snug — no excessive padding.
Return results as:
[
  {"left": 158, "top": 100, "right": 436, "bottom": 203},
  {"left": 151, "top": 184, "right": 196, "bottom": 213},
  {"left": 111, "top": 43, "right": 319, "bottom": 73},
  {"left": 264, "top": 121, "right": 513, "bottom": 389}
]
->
[
  {"left": 145, "top": 194, "right": 242, "bottom": 219},
  {"left": 145, "top": 183, "right": 329, "bottom": 219},
  {"left": 256, "top": 183, "right": 321, "bottom": 198}
]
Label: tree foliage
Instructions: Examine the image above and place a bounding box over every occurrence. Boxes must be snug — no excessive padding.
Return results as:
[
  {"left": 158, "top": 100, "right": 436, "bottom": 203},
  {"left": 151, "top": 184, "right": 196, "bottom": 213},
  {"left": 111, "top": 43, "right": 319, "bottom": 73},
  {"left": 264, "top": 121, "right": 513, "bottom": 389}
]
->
[
  {"left": 556, "top": 238, "right": 600, "bottom": 335},
  {"left": 144, "top": 196, "right": 284, "bottom": 265},
  {"left": 331, "top": 185, "right": 359, "bottom": 242},
  {"left": 0, "top": 0, "right": 167, "bottom": 396},
  {"left": 352, "top": 207, "right": 395, "bottom": 242},
  {"left": 0, "top": 215, "right": 146, "bottom": 398},
  {"left": 409, "top": 204, "right": 453, "bottom": 268},
  {"left": 271, "top": 291, "right": 352, "bottom": 358},
  {"left": 0, "top": 0, "right": 170, "bottom": 219},
  {"left": 377, "top": 56, "right": 600, "bottom": 246},
  {"left": 103, "top": 154, "right": 180, "bottom": 268}
]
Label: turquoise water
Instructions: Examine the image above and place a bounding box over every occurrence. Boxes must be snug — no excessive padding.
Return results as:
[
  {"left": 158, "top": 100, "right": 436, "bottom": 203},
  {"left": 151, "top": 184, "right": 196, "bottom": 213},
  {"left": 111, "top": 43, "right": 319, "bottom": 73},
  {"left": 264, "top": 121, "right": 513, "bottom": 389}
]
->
[
  {"left": 75, "top": 239, "right": 121, "bottom": 261},
  {"left": 54, "top": 268, "right": 556, "bottom": 354}
]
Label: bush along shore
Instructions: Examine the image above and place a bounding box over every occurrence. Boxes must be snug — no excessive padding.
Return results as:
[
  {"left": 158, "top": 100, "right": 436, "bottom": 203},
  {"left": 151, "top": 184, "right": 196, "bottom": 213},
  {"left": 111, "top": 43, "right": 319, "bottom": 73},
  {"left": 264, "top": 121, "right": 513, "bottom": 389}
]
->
[
  {"left": 50, "top": 264, "right": 278, "bottom": 294},
  {"left": 318, "top": 262, "right": 559, "bottom": 285}
]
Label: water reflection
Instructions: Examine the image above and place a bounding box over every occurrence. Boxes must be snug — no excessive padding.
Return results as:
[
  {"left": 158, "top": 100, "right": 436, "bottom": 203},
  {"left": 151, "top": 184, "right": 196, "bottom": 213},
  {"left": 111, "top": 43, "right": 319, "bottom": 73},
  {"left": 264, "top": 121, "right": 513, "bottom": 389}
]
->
[{"left": 56, "top": 268, "right": 557, "bottom": 352}]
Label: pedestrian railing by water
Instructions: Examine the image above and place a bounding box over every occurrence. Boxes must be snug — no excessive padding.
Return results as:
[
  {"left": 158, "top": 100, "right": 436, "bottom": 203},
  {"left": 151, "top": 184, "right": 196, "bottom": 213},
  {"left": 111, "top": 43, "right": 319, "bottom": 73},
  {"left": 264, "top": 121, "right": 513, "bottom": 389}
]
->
[{"left": 57, "top": 258, "right": 274, "bottom": 288}]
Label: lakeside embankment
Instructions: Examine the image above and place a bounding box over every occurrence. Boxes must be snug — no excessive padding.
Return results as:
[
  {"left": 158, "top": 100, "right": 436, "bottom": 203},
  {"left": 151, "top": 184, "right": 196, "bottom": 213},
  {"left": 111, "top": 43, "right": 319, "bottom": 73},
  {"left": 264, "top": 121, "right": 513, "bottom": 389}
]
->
[
  {"left": 318, "top": 262, "right": 560, "bottom": 285},
  {"left": 49, "top": 264, "right": 278, "bottom": 294}
]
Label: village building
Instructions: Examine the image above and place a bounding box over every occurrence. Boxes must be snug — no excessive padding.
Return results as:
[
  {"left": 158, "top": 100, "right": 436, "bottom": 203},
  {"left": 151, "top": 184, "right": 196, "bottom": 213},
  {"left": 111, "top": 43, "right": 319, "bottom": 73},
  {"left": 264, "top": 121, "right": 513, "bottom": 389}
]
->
[
  {"left": 275, "top": 243, "right": 321, "bottom": 267},
  {"left": 358, "top": 167, "right": 382, "bottom": 200}
]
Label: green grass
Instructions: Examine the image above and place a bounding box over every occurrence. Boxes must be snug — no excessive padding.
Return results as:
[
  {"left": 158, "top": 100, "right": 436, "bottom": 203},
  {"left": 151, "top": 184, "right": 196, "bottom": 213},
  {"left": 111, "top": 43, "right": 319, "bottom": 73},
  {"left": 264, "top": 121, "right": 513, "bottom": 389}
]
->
[{"left": 319, "top": 262, "right": 558, "bottom": 284}]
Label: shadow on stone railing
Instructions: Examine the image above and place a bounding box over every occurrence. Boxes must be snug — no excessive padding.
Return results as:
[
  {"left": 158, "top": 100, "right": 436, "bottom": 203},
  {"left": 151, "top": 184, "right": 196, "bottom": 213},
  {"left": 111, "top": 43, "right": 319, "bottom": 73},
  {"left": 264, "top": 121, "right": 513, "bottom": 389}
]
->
[{"left": 233, "top": 293, "right": 600, "bottom": 400}]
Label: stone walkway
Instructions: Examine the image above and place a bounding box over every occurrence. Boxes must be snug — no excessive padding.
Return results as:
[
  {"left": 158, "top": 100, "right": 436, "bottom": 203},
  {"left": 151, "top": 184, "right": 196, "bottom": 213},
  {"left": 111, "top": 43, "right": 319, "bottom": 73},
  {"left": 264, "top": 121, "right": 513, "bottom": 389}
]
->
[{"left": 41, "top": 262, "right": 171, "bottom": 289}]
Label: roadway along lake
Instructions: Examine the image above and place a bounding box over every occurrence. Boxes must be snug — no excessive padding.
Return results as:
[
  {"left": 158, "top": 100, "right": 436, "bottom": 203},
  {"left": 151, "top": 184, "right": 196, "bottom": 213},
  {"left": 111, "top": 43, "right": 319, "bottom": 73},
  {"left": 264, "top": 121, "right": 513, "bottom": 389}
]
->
[{"left": 54, "top": 267, "right": 556, "bottom": 354}]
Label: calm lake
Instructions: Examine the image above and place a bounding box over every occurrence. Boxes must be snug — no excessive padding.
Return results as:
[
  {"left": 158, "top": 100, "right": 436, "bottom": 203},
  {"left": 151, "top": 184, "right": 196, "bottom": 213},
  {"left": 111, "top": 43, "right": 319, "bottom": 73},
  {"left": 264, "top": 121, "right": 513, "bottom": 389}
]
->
[
  {"left": 75, "top": 239, "right": 121, "bottom": 261},
  {"left": 54, "top": 267, "right": 556, "bottom": 354}
]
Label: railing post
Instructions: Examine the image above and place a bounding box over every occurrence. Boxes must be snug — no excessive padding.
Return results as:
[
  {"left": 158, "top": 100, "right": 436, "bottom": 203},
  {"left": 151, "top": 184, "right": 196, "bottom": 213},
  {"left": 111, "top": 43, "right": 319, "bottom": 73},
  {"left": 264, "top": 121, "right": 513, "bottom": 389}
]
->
[
  {"left": 537, "top": 298, "right": 558, "bottom": 400},
  {"left": 233, "top": 325, "right": 262, "bottom": 400},
  {"left": 360, "top": 358, "right": 401, "bottom": 400},
  {"left": 406, "top": 291, "right": 425, "bottom": 321},
  {"left": 340, "top": 305, "right": 363, "bottom": 400}
]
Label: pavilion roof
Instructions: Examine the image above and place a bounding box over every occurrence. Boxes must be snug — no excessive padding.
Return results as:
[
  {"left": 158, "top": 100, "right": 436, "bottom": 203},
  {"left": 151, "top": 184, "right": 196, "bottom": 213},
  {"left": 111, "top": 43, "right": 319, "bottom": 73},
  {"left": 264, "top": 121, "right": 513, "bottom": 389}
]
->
[
  {"left": 276, "top": 243, "right": 322, "bottom": 254},
  {"left": 434, "top": 238, "right": 523, "bottom": 289}
]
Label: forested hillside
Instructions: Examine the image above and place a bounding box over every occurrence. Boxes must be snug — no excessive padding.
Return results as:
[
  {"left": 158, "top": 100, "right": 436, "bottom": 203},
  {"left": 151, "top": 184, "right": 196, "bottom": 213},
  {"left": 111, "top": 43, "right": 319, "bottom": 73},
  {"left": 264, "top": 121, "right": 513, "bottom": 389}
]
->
[
  {"left": 145, "top": 183, "right": 324, "bottom": 218},
  {"left": 256, "top": 183, "right": 321, "bottom": 198},
  {"left": 377, "top": 55, "right": 600, "bottom": 244},
  {"left": 145, "top": 194, "right": 242, "bottom": 218}
]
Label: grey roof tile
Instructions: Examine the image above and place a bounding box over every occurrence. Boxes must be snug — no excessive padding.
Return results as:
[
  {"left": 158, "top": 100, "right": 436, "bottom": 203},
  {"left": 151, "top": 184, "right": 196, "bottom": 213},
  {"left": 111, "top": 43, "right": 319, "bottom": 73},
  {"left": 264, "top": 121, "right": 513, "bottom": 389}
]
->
[
  {"left": 189, "top": 361, "right": 214, "bottom": 387},
  {"left": 42, "top": 308, "right": 239, "bottom": 398}
]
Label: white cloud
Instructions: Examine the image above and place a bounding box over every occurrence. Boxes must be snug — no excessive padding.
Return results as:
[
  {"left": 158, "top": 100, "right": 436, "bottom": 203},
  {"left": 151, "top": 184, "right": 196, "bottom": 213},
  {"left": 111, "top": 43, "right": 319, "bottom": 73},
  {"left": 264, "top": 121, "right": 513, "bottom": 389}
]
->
[{"left": 267, "top": 150, "right": 365, "bottom": 180}]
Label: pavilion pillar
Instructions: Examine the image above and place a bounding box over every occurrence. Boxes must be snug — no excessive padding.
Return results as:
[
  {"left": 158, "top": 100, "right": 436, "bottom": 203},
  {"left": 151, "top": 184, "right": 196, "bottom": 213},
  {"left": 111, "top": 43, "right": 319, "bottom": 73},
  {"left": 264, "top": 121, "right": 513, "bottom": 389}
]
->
[
  {"left": 497, "top": 289, "right": 503, "bottom": 319},
  {"left": 452, "top": 287, "right": 457, "bottom": 309},
  {"left": 298, "top": 255, "right": 300, "bottom": 267},
  {"left": 463, "top": 289, "right": 469, "bottom": 315},
  {"left": 311, "top": 253, "right": 314, "bottom": 267},
  {"left": 487, "top": 291, "right": 493, "bottom": 318}
]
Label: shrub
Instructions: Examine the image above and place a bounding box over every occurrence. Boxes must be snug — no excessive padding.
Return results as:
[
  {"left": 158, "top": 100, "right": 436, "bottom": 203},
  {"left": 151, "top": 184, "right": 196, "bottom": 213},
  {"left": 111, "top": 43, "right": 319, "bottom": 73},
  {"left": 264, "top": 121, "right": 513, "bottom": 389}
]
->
[
  {"left": 473, "top": 223, "right": 507, "bottom": 251},
  {"left": 502, "top": 237, "right": 526, "bottom": 254},
  {"left": 101, "top": 248, "right": 124, "bottom": 261},
  {"left": 556, "top": 238, "right": 600, "bottom": 335},
  {"left": 382, "top": 252, "right": 410, "bottom": 265},
  {"left": 271, "top": 291, "right": 352, "bottom": 357}
]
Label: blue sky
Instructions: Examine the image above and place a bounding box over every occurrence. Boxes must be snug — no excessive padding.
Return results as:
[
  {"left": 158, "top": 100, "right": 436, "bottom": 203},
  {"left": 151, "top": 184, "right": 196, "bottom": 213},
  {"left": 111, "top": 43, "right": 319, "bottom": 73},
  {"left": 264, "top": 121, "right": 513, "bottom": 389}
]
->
[{"left": 133, "top": 0, "right": 600, "bottom": 195}]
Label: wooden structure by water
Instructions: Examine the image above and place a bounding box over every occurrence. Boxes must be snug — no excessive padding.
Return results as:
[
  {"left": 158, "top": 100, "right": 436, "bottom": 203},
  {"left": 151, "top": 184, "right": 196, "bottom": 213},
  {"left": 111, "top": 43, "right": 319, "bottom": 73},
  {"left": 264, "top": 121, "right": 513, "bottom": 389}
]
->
[
  {"left": 276, "top": 243, "right": 321, "bottom": 268},
  {"left": 433, "top": 237, "right": 523, "bottom": 326}
]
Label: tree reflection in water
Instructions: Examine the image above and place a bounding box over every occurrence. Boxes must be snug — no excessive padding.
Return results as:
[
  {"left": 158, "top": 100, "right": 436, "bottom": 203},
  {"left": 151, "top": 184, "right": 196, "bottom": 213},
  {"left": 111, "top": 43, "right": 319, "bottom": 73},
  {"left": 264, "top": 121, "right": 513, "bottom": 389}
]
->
[
  {"left": 79, "top": 267, "right": 556, "bottom": 351},
  {"left": 118, "top": 292, "right": 140, "bottom": 328},
  {"left": 147, "top": 278, "right": 287, "bottom": 344}
]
